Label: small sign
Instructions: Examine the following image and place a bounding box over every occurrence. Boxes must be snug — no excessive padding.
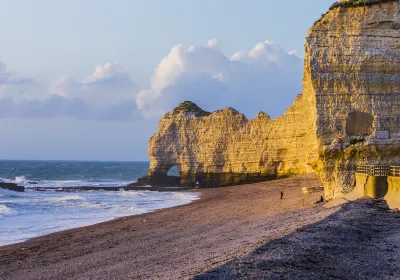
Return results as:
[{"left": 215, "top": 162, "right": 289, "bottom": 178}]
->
[{"left": 376, "top": 131, "right": 390, "bottom": 139}]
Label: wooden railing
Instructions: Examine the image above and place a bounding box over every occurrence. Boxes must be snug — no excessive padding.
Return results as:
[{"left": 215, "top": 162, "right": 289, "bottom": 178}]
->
[
  {"left": 357, "top": 165, "right": 400, "bottom": 177},
  {"left": 391, "top": 166, "right": 400, "bottom": 177},
  {"left": 356, "top": 165, "right": 391, "bottom": 176}
]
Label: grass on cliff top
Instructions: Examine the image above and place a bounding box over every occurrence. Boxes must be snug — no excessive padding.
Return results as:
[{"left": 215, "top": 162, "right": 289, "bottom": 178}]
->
[
  {"left": 330, "top": 0, "right": 397, "bottom": 9},
  {"left": 171, "top": 101, "right": 211, "bottom": 117},
  {"left": 315, "top": 0, "right": 397, "bottom": 26}
]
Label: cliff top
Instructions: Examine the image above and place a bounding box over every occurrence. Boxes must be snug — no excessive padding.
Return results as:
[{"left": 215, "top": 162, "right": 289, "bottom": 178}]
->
[
  {"left": 257, "top": 111, "right": 271, "bottom": 119},
  {"left": 332, "top": 0, "right": 397, "bottom": 9},
  {"left": 171, "top": 101, "right": 211, "bottom": 117},
  {"left": 314, "top": 0, "right": 397, "bottom": 27}
]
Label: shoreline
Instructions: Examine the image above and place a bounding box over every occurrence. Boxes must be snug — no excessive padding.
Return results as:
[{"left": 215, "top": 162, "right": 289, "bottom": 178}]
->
[
  {"left": 0, "top": 188, "right": 201, "bottom": 247},
  {"left": 0, "top": 187, "right": 209, "bottom": 248},
  {"left": 0, "top": 174, "right": 331, "bottom": 279},
  {"left": 26, "top": 184, "right": 196, "bottom": 192}
]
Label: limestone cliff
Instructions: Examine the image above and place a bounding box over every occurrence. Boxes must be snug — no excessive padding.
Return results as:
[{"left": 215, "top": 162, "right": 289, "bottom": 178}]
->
[
  {"left": 309, "top": 0, "right": 400, "bottom": 198},
  {"left": 138, "top": 100, "right": 318, "bottom": 188},
  {"left": 139, "top": 0, "right": 400, "bottom": 199}
]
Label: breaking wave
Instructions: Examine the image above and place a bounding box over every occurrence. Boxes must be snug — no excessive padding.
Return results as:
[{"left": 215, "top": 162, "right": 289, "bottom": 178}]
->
[
  {"left": 0, "top": 204, "right": 16, "bottom": 218},
  {"left": 14, "top": 175, "right": 28, "bottom": 185},
  {"left": 0, "top": 175, "right": 134, "bottom": 189},
  {"left": 0, "top": 188, "right": 200, "bottom": 246},
  {"left": 46, "top": 195, "right": 85, "bottom": 202}
]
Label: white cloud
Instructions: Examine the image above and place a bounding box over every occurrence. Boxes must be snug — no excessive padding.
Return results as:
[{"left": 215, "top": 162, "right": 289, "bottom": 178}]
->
[
  {"left": 0, "top": 62, "right": 137, "bottom": 121},
  {"left": 136, "top": 40, "right": 303, "bottom": 119},
  {"left": 206, "top": 38, "right": 222, "bottom": 49},
  {"left": 288, "top": 49, "right": 300, "bottom": 57},
  {"left": 49, "top": 75, "right": 78, "bottom": 97},
  {"left": 231, "top": 40, "right": 296, "bottom": 66},
  {"left": 0, "top": 95, "right": 87, "bottom": 119},
  {"left": 49, "top": 62, "right": 135, "bottom": 99},
  {"left": 0, "top": 41, "right": 303, "bottom": 122},
  {"left": 81, "top": 62, "right": 134, "bottom": 87},
  {"left": 0, "top": 95, "right": 138, "bottom": 121}
]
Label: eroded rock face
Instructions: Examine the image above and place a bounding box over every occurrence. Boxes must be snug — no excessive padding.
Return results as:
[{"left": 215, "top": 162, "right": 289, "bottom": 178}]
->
[
  {"left": 138, "top": 100, "right": 319, "bottom": 188},
  {"left": 310, "top": 0, "right": 400, "bottom": 198},
  {"left": 140, "top": 1, "right": 400, "bottom": 199}
]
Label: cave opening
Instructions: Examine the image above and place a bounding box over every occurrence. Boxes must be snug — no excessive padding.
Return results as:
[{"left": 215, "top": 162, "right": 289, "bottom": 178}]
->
[{"left": 346, "top": 111, "right": 374, "bottom": 136}]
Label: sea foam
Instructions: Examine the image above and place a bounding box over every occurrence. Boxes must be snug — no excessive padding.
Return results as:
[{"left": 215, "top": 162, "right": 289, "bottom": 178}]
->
[
  {"left": 14, "top": 175, "right": 28, "bottom": 185},
  {"left": 0, "top": 189, "right": 200, "bottom": 246},
  {"left": 0, "top": 204, "right": 16, "bottom": 219}
]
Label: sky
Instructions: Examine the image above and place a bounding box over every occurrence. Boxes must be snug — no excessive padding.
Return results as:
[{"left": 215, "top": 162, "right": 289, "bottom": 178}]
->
[{"left": 0, "top": 0, "right": 336, "bottom": 161}]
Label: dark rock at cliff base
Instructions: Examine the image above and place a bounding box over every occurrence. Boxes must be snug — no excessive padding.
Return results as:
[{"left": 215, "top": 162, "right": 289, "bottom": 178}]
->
[
  {"left": 137, "top": 175, "right": 181, "bottom": 187},
  {"left": 0, "top": 183, "right": 25, "bottom": 192}
]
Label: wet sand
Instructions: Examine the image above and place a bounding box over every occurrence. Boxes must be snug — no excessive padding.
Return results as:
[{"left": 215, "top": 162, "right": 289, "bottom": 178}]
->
[{"left": 0, "top": 174, "right": 332, "bottom": 279}]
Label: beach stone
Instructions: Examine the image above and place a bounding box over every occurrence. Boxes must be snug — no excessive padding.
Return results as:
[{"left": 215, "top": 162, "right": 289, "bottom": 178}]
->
[{"left": 140, "top": 1, "right": 400, "bottom": 199}]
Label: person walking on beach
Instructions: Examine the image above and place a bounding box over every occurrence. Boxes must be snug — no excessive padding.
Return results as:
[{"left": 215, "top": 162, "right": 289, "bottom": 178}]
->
[{"left": 280, "top": 191, "right": 283, "bottom": 200}]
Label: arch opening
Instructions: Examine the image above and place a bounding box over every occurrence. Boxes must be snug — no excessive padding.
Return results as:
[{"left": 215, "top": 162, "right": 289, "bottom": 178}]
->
[
  {"left": 167, "top": 165, "right": 180, "bottom": 177},
  {"left": 153, "top": 164, "right": 181, "bottom": 186}
]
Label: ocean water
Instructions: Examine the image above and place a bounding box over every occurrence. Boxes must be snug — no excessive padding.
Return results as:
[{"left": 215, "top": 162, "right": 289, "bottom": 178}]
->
[
  {"left": 0, "top": 160, "right": 198, "bottom": 246},
  {"left": 0, "top": 160, "right": 153, "bottom": 188}
]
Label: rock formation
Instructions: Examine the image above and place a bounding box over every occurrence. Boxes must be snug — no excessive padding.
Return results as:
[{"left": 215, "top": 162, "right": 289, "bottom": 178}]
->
[
  {"left": 138, "top": 100, "right": 319, "bottom": 188},
  {"left": 139, "top": 0, "right": 400, "bottom": 199},
  {"left": 310, "top": 0, "right": 400, "bottom": 198},
  {"left": 0, "top": 183, "right": 24, "bottom": 192}
]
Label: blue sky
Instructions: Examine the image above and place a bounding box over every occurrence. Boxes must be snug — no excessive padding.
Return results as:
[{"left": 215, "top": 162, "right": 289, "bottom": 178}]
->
[{"left": 0, "top": 0, "right": 335, "bottom": 161}]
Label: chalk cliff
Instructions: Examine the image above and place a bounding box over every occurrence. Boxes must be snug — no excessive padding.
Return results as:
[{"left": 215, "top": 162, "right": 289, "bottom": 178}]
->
[
  {"left": 139, "top": 0, "right": 400, "bottom": 199},
  {"left": 310, "top": 0, "right": 400, "bottom": 198},
  {"left": 138, "top": 99, "right": 318, "bottom": 188}
]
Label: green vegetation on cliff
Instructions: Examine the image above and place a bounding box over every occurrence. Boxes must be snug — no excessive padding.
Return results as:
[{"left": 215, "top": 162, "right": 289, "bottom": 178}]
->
[
  {"left": 331, "top": 0, "right": 397, "bottom": 9},
  {"left": 171, "top": 101, "right": 211, "bottom": 117},
  {"left": 315, "top": 0, "right": 397, "bottom": 26}
]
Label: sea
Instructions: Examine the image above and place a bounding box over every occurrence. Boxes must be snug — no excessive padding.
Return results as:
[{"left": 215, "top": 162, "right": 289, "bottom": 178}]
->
[{"left": 0, "top": 160, "right": 199, "bottom": 246}]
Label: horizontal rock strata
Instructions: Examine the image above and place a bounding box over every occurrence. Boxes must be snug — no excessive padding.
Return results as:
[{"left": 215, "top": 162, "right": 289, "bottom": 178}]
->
[
  {"left": 311, "top": 0, "right": 400, "bottom": 198},
  {"left": 138, "top": 100, "right": 318, "bottom": 188}
]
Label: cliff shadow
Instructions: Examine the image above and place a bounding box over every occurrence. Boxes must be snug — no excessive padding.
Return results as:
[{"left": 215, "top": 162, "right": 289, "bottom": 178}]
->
[{"left": 194, "top": 199, "right": 400, "bottom": 279}]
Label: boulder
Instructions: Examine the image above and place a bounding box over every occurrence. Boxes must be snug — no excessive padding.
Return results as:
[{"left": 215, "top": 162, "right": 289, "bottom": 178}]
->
[{"left": 0, "top": 183, "right": 25, "bottom": 192}]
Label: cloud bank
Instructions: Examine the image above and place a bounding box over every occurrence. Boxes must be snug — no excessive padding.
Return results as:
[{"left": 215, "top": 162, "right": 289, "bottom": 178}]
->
[
  {"left": 50, "top": 63, "right": 135, "bottom": 98},
  {"left": 0, "top": 62, "right": 32, "bottom": 86},
  {"left": 136, "top": 40, "right": 303, "bottom": 118},
  {"left": 0, "top": 40, "right": 303, "bottom": 120},
  {"left": 0, "top": 62, "right": 34, "bottom": 99},
  {"left": 0, "top": 62, "right": 137, "bottom": 120}
]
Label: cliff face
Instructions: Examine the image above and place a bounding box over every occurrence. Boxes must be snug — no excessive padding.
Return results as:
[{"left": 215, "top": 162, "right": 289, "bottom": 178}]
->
[
  {"left": 310, "top": 0, "right": 400, "bottom": 198},
  {"left": 139, "top": 99, "right": 318, "bottom": 188},
  {"left": 139, "top": 0, "right": 400, "bottom": 199}
]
